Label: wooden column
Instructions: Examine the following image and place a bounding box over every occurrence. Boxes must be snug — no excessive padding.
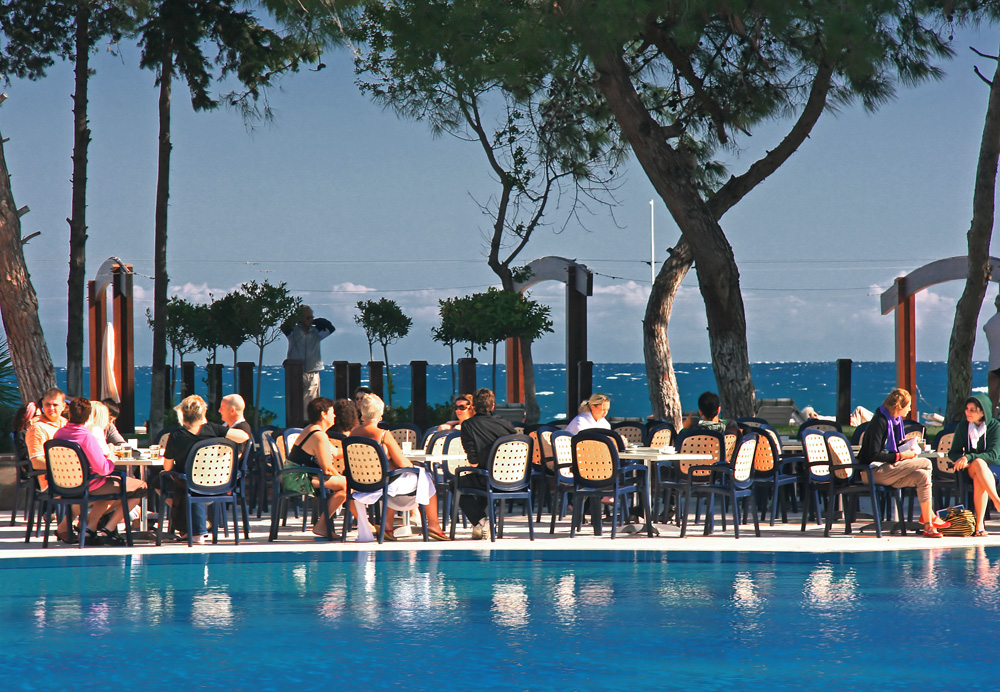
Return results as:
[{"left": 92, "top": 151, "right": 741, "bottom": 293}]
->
[
  {"left": 505, "top": 337, "right": 524, "bottom": 405},
  {"left": 458, "top": 357, "right": 477, "bottom": 395},
  {"left": 237, "top": 361, "right": 255, "bottom": 407},
  {"left": 368, "top": 361, "right": 384, "bottom": 399},
  {"left": 895, "top": 276, "right": 917, "bottom": 420},
  {"left": 411, "top": 360, "right": 428, "bottom": 429},
  {"left": 87, "top": 280, "right": 105, "bottom": 401},
  {"left": 836, "top": 358, "right": 852, "bottom": 426},
  {"left": 180, "top": 361, "right": 195, "bottom": 398},
  {"left": 348, "top": 363, "right": 362, "bottom": 396},
  {"left": 334, "top": 360, "right": 349, "bottom": 400},
  {"left": 112, "top": 265, "right": 135, "bottom": 433}
]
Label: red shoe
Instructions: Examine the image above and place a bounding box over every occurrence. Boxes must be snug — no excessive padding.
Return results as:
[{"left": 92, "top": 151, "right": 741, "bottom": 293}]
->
[
  {"left": 922, "top": 526, "right": 943, "bottom": 538},
  {"left": 930, "top": 518, "right": 951, "bottom": 529}
]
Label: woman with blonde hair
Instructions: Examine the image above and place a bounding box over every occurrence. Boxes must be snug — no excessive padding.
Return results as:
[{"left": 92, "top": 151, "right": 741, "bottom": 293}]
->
[
  {"left": 565, "top": 393, "right": 611, "bottom": 435},
  {"left": 350, "top": 394, "right": 449, "bottom": 541},
  {"left": 161, "top": 395, "right": 249, "bottom": 544},
  {"left": 858, "top": 388, "right": 950, "bottom": 538}
]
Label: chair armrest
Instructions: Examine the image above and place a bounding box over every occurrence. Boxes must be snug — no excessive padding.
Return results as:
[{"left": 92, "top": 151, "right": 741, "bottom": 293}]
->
[
  {"left": 454, "top": 466, "right": 488, "bottom": 480},
  {"left": 777, "top": 455, "right": 803, "bottom": 472}
]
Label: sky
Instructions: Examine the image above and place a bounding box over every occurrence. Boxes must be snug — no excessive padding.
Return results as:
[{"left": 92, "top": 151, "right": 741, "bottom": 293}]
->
[{"left": 2, "top": 20, "right": 1000, "bottom": 374}]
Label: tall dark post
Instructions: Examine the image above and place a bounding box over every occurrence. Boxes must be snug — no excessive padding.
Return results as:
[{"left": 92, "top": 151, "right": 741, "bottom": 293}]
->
[
  {"left": 836, "top": 358, "right": 853, "bottom": 426},
  {"left": 458, "top": 357, "right": 477, "bottom": 395},
  {"left": 348, "top": 363, "right": 362, "bottom": 397},
  {"left": 284, "top": 359, "right": 304, "bottom": 427},
  {"left": 237, "top": 361, "right": 255, "bottom": 407},
  {"left": 164, "top": 365, "right": 172, "bottom": 408},
  {"left": 566, "top": 265, "right": 590, "bottom": 420},
  {"left": 180, "top": 361, "right": 195, "bottom": 398},
  {"left": 578, "top": 361, "right": 593, "bottom": 406},
  {"left": 368, "top": 361, "right": 384, "bottom": 399},
  {"left": 411, "top": 360, "right": 428, "bottom": 429},
  {"left": 207, "top": 363, "right": 224, "bottom": 413},
  {"left": 112, "top": 265, "right": 135, "bottom": 433},
  {"left": 334, "top": 360, "right": 349, "bottom": 400}
]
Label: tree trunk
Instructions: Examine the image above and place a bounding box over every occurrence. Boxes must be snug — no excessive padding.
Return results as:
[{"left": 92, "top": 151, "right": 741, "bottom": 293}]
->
[
  {"left": 521, "top": 337, "right": 540, "bottom": 424},
  {"left": 66, "top": 3, "right": 91, "bottom": 398},
  {"left": 382, "top": 342, "right": 392, "bottom": 407},
  {"left": 644, "top": 238, "right": 693, "bottom": 427},
  {"left": 946, "top": 42, "right": 1000, "bottom": 421},
  {"left": 149, "top": 53, "right": 173, "bottom": 438},
  {"left": 0, "top": 128, "right": 57, "bottom": 402},
  {"left": 593, "top": 51, "right": 755, "bottom": 417}
]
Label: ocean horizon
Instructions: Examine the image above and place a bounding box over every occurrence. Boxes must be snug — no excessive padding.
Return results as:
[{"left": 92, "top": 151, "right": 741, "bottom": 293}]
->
[{"left": 56, "top": 361, "right": 989, "bottom": 428}]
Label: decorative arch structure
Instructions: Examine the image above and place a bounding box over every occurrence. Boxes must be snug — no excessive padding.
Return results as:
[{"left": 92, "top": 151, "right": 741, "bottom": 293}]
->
[
  {"left": 88, "top": 257, "right": 135, "bottom": 433},
  {"left": 879, "top": 255, "right": 1000, "bottom": 414},
  {"left": 506, "top": 256, "right": 593, "bottom": 417}
]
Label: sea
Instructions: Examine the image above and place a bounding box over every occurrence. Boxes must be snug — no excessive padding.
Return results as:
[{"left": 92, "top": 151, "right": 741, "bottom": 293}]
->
[{"left": 55, "top": 361, "right": 989, "bottom": 428}]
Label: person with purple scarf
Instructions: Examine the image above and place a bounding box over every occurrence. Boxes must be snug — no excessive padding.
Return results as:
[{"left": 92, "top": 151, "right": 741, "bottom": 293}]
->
[{"left": 858, "top": 388, "right": 950, "bottom": 537}]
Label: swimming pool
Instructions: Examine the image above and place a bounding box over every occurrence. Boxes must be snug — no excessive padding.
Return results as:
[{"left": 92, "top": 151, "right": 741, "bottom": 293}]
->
[{"left": 0, "top": 548, "right": 994, "bottom": 690}]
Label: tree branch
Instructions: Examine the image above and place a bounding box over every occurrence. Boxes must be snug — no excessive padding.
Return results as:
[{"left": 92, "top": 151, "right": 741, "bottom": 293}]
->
[{"left": 708, "top": 60, "right": 833, "bottom": 220}]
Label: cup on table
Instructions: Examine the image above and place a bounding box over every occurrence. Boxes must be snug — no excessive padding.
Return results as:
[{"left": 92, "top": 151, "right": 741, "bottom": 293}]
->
[{"left": 402, "top": 441, "right": 413, "bottom": 452}]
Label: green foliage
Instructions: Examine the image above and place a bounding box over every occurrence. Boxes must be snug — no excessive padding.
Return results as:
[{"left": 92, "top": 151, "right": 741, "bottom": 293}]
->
[
  {"left": 136, "top": 0, "right": 323, "bottom": 117},
  {"left": 0, "top": 0, "right": 134, "bottom": 83},
  {"left": 355, "top": 297, "right": 412, "bottom": 406}
]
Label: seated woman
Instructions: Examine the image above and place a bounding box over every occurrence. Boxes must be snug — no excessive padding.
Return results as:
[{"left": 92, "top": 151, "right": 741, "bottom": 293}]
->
[
  {"left": 52, "top": 397, "right": 146, "bottom": 545},
  {"left": 949, "top": 393, "right": 1000, "bottom": 536},
  {"left": 437, "top": 393, "right": 474, "bottom": 431},
  {"left": 858, "top": 388, "right": 950, "bottom": 537},
  {"left": 162, "top": 395, "right": 250, "bottom": 544},
  {"left": 287, "top": 397, "right": 348, "bottom": 539},
  {"left": 350, "top": 394, "right": 449, "bottom": 541},
  {"left": 565, "top": 393, "right": 611, "bottom": 435},
  {"left": 86, "top": 401, "right": 115, "bottom": 458},
  {"left": 329, "top": 398, "right": 359, "bottom": 436}
]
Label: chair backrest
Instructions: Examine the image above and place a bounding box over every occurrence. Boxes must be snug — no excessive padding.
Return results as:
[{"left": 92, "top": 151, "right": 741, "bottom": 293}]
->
[
  {"left": 587, "top": 427, "right": 626, "bottom": 451},
  {"left": 850, "top": 421, "right": 869, "bottom": 446},
  {"left": 724, "top": 433, "right": 738, "bottom": 463},
  {"left": 550, "top": 430, "right": 574, "bottom": 481},
  {"left": 611, "top": 422, "right": 644, "bottom": 446},
  {"left": 731, "top": 434, "right": 758, "bottom": 488},
  {"left": 342, "top": 436, "right": 389, "bottom": 492},
  {"left": 43, "top": 439, "right": 90, "bottom": 495},
  {"left": 326, "top": 430, "right": 347, "bottom": 475},
  {"left": 282, "top": 428, "right": 302, "bottom": 461},
  {"left": 486, "top": 434, "right": 532, "bottom": 490},
  {"left": 646, "top": 422, "right": 675, "bottom": 448},
  {"left": 186, "top": 438, "right": 239, "bottom": 494},
  {"left": 676, "top": 430, "right": 725, "bottom": 477},
  {"left": 259, "top": 429, "right": 279, "bottom": 468},
  {"left": 824, "top": 431, "right": 857, "bottom": 482},
  {"left": 735, "top": 417, "right": 769, "bottom": 434},
  {"left": 752, "top": 427, "right": 782, "bottom": 474},
  {"left": 425, "top": 430, "right": 453, "bottom": 455},
  {"left": 935, "top": 431, "right": 955, "bottom": 457},
  {"left": 440, "top": 432, "right": 467, "bottom": 475},
  {"left": 389, "top": 424, "right": 421, "bottom": 449},
  {"left": 801, "top": 429, "right": 831, "bottom": 480},
  {"left": 903, "top": 420, "right": 925, "bottom": 441},
  {"left": 571, "top": 430, "right": 621, "bottom": 488},
  {"left": 797, "top": 420, "right": 842, "bottom": 438}
]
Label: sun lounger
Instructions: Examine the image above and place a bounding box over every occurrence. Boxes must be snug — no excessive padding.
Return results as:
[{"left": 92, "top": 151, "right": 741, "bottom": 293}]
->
[{"left": 755, "top": 398, "right": 806, "bottom": 427}]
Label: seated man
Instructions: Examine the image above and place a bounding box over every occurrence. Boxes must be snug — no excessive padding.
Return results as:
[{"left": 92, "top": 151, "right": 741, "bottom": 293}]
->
[
  {"left": 685, "top": 391, "right": 740, "bottom": 436},
  {"left": 25, "top": 388, "right": 67, "bottom": 491},
  {"left": 459, "top": 388, "right": 517, "bottom": 540},
  {"left": 219, "top": 394, "right": 253, "bottom": 452}
]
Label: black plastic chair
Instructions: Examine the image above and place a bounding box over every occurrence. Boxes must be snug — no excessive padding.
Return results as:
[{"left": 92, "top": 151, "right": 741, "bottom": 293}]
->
[
  {"left": 797, "top": 419, "right": 842, "bottom": 438},
  {"left": 820, "top": 431, "right": 894, "bottom": 538},
  {"left": 10, "top": 431, "right": 42, "bottom": 526},
  {"left": 611, "top": 421, "right": 645, "bottom": 447},
  {"left": 450, "top": 434, "right": 535, "bottom": 542},
  {"left": 157, "top": 438, "right": 240, "bottom": 547},
  {"left": 267, "top": 459, "right": 336, "bottom": 542},
  {"left": 343, "top": 436, "right": 428, "bottom": 543},
  {"left": 569, "top": 430, "right": 651, "bottom": 539},
  {"left": 645, "top": 422, "right": 676, "bottom": 448},
  {"left": 680, "top": 433, "right": 761, "bottom": 538},
  {"left": 752, "top": 426, "right": 801, "bottom": 525},
  {"left": 38, "top": 439, "right": 133, "bottom": 548},
  {"left": 388, "top": 423, "right": 423, "bottom": 451},
  {"left": 547, "top": 430, "right": 575, "bottom": 533},
  {"left": 654, "top": 429, "right": 726, "bottom": 525}
]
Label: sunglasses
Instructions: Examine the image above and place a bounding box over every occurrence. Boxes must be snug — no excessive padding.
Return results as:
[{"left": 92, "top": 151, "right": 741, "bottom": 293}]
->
[{"left": 455, "top": 405, "right": 469, "bottom": 411}]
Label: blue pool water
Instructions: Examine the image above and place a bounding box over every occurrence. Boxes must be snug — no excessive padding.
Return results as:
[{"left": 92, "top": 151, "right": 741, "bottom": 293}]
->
[{"left": 0, "top": 548, "right": 995, "bottom": 690}]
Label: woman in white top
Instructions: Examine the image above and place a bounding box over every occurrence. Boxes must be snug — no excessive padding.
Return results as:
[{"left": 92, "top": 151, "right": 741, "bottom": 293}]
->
[{"left": 565, "top": 393, "right": 612, "bottom": 435}]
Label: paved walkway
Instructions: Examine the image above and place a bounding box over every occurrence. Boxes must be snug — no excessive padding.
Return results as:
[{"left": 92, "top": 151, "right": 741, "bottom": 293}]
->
[{"left": 3, "top": 508, "right": 997, "bottom": 559}]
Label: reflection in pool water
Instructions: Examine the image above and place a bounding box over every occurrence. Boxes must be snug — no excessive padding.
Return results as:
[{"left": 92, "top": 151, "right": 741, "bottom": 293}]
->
[{"left": 0, "top": 547, "right": 996, "bottom": 690}]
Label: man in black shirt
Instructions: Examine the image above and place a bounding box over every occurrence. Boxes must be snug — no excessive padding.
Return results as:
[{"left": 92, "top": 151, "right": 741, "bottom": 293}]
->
[{"left": 458, "top": 388, "right": 517, "bottom": 539}]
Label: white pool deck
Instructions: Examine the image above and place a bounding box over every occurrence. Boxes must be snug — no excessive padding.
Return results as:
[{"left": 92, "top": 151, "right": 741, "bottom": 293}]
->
[{"left": 3, "top": 509, "right": 998, "bottom": 559}]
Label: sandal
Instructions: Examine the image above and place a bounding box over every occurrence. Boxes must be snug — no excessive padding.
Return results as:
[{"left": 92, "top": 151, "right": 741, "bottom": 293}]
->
[
  {"left": 382, "top": 528, "right": 397, "bottom": 542},
  {"left": 922, "top": 526, "right": 943, "bottom": 538},
  {"left": 99, "top": 528, "right": 127, "bottom": 547},
  {"left": 84, "top": 529, "right": 107, "bottom": 546},
  {"left": 974, "top": 530, "right": 989, "bottom": 537},
  {"left": 428, "top": 528, "right": 451, "bottom": 541}
]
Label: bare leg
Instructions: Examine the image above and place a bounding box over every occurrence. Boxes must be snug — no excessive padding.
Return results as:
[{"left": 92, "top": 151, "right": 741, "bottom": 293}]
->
[
  {"left": 312, "top": 477, "right": 347, "bottom": 538},
  {"left": 969, "top": 459, "right": 1000, "bottom": 511}
]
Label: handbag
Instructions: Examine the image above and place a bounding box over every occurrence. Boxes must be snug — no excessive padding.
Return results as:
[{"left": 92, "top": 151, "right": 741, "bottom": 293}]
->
[{"left": 938, "top": 506, "right": 976, "bottom": 537}]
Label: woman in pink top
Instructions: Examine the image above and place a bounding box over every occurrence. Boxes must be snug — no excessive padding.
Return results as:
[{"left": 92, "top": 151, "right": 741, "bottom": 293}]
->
[{"left": 52, "top": 397, "right": 146, "bottom": 545}]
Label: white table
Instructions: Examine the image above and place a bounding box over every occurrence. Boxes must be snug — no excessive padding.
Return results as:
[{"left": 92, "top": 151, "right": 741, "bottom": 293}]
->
[
  {"left": 114, "top": 453, "right": 162, "bottom": 532},
  {"left": 619, "top": 448, "right": 714, "bottom": 534}
]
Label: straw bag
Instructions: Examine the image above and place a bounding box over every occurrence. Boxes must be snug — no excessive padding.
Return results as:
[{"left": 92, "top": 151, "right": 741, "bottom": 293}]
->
[{"left": 938, "top": 506, "right": 975, "bottom": 537}]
